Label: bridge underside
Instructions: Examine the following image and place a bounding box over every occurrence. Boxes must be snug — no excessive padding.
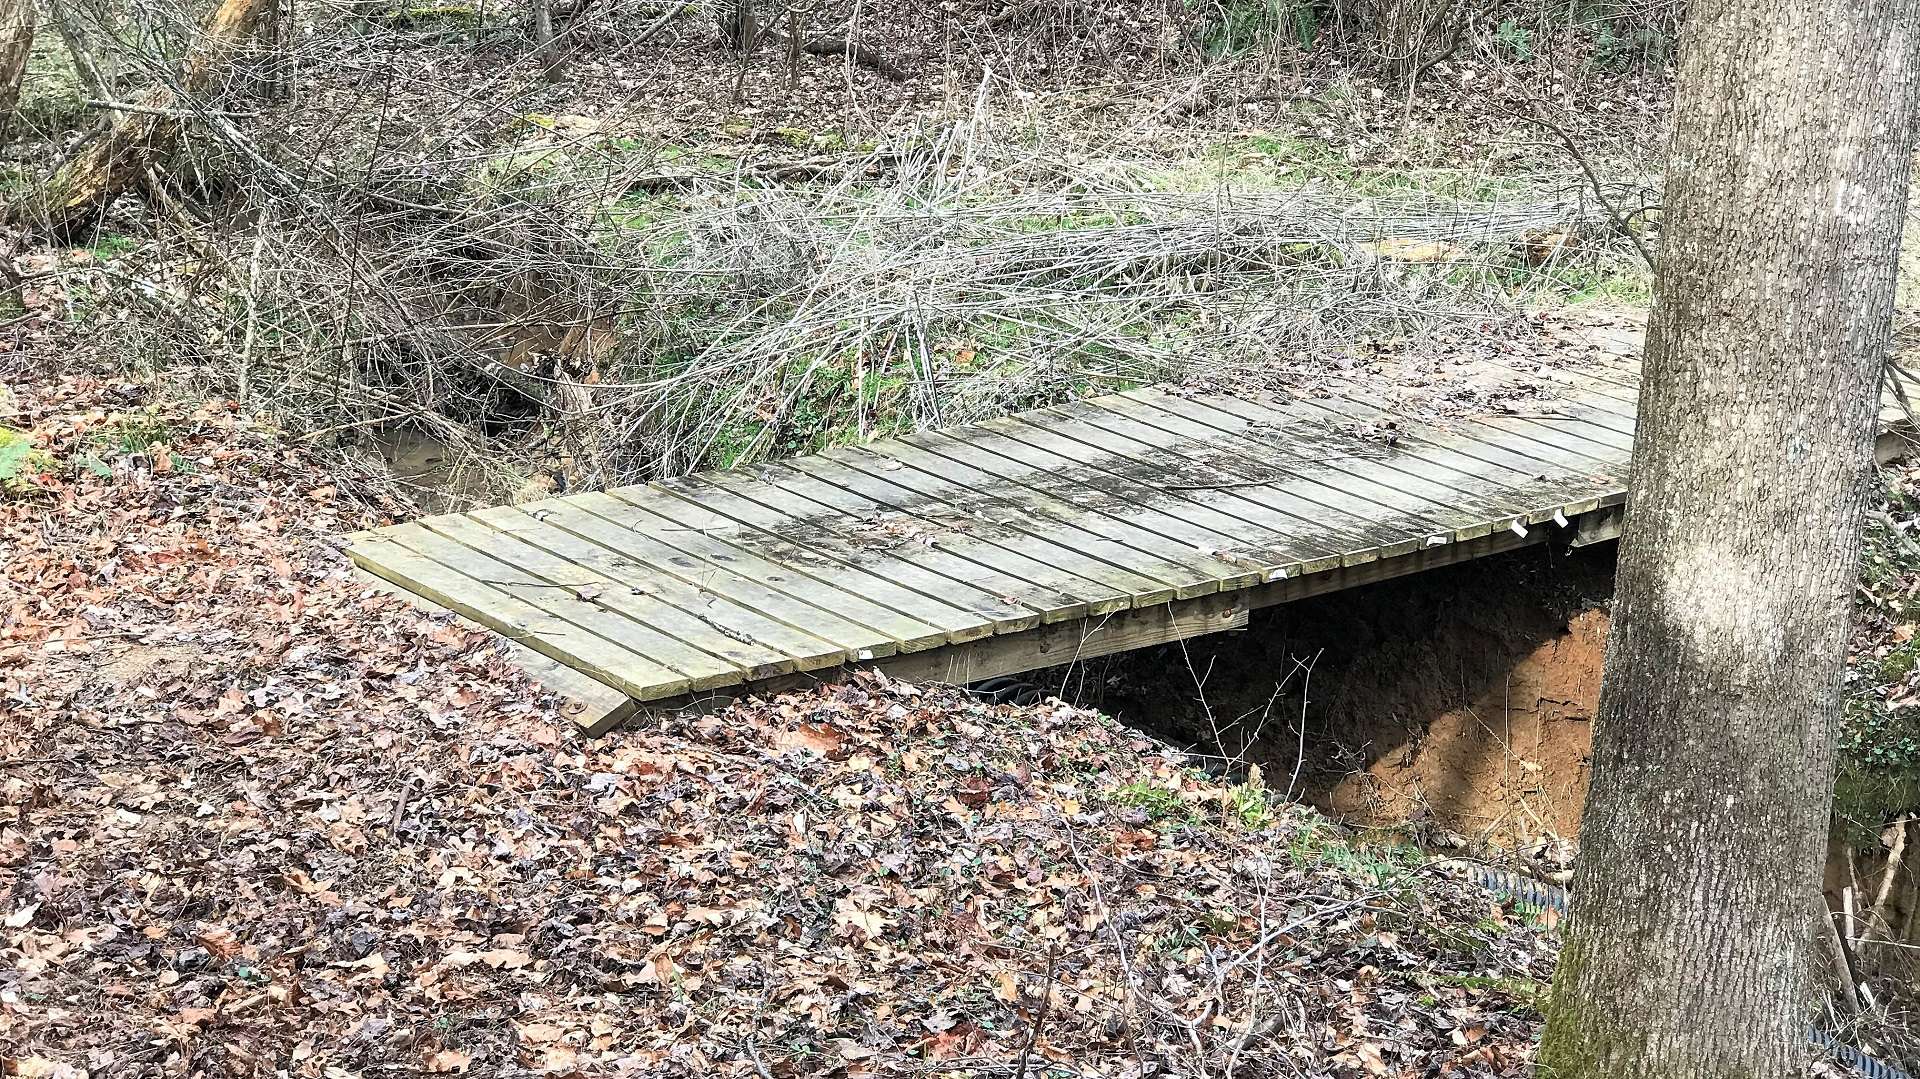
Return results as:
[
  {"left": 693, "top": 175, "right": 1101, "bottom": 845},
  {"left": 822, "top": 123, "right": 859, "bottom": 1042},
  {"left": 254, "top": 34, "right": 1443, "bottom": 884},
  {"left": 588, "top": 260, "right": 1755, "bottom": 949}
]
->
[{"left": 350, "top": 321, "right": 1920, "bottom": 734}]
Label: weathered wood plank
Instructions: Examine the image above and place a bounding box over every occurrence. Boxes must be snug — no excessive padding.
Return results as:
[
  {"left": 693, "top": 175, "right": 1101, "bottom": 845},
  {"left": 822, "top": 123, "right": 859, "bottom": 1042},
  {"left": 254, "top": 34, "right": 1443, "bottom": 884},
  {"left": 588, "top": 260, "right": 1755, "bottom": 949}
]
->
[
  {"left": 1251, "top": 390, "right": 1624, "bottom": 512},
  {"left": 472, "top": 503, "right": 905, "bottom": 657},
  {"left": 864, "top": 435, "right": 1254, "bottom": 594},
  {"left": 348, "top": 531, "right": 693, "bottom": 701},
  {"left": 379, "top": 521, "right": 748, "bottom": 691},
  {"left": 792, "top": 452, "right": 1171, "bottom": 609},
  {"left": 556, "top": 489, "right": 954, "bottom": 651},
  {"left": 744, "top": 459, "right": 1103, "bottom": 621},
  {"left": 1032, "top": 403, "right": 1432, "bottom": 563},
  {"left": 353, "top": 567, "right": 639, "bottom": 735},
  {"left": 961, "top": 415, "right": 1358, "bottom": 572},
  {"left": 821, "top": 446, "right": 1217, "bottom": 601},
  {"left": 915, "top": 423, "right": 1330, "bottom": 580},
  {"left": 678, "top": 469, "right": 1046, "bottom": 632},
  {"left": 873, "top": 591, "right": 1250, "bottom": 686},
  {"left": 1101, "top": 394, "right": 1507, "bottom": 540},
  {"left": 444, "top": 510, "right": 851, "bottom": 672},
  {"left": 1160, "top": 391, "right": 1616, "bottom": 528}
]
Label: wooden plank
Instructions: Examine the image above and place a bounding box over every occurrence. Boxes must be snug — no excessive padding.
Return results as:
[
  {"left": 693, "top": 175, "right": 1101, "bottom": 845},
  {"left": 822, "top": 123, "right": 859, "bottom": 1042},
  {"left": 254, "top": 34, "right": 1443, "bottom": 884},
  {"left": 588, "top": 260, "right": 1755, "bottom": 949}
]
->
[
  {"left": 1145, "top": 390, "right": 1603, "bottom": 529},
  {"left": 883, "top": 432, "right": 1271, "bottom": 591},
  {"left": 873, "top": 592, "right": 1250, "bottom": 686},
  {"left": 666, "top": 470, "right": 1039, "bottom": 633},
  {"left": 1249, "top": 390, "right": 1623, "bottom": 506},
  {"left": 732, "top": 460, "right": 1100, "bottom": 622},
  {"left": 1570, "top": 507, "right": 1626, "bottom": 548},
  {"left": 1329, "top": 380, "right": 1631, "bottom": 479},
  {"left": 950, "top": 416, "right": 1352, "bottom": 574},
  {"left": 817, "top": 444, "right": 1211, "bottom": 603},
  {"left": 353, "top": 567, "right": 639, "bottom": 735},
  {"left": 790, "top": 452, "right": 1170, "bottom": 610},
  {"left": 989, "top": 414, "right": 1365, "bottom": 573},
  {"left": 1240, "top": 505, "right": 1594, "bottom": 609},
  {"left": 1100, "top": 393, "right": 1510, "bottom": 540},
  {"left": 1445, "top": 413, "right": 1629, "bottom": 478},
  {"left": 552, "top": 489, "right": 966, "bottom": 650},
  {"left": 1492, "top": 396, "right": 1638, "bottom": 448},
  {"left": 636, "top": 475, "right": 1008, "bottom": 642},
  {"left": 483, "top": 499, "right": 925, "bottom": 656},
  {"left": 377, "top": 520, "right": 748, "bottom": 692},
  {"left": 1033, "top": 402, "right": 1433, "bottom": 563},
  {"left": 435, "top": 511, "right": 846, "bottom": 675},
  {"left": 348, "top": 531, "right": 692, "bottom": 701}
]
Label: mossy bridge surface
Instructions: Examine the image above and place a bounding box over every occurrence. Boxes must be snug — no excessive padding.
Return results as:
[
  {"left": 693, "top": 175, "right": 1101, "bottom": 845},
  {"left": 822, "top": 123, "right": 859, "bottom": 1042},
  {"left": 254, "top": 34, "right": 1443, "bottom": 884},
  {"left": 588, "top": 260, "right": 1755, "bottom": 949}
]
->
[{"left": 349, "top": 320, "right": 1920, "bottom": 734}]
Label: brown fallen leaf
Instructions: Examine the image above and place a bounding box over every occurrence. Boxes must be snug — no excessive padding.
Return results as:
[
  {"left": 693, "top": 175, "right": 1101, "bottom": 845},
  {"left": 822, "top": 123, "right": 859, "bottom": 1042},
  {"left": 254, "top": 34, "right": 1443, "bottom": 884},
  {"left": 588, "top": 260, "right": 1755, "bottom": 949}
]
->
[
  {"left": 424, "top": 1048, "right": 473, "bottom": 1073},
  {"left": 11, "top": 1057, "right": 88, "bottom": 1079},
  {"left": 774, "top": 722, "right": 846, "bottom": 756}
]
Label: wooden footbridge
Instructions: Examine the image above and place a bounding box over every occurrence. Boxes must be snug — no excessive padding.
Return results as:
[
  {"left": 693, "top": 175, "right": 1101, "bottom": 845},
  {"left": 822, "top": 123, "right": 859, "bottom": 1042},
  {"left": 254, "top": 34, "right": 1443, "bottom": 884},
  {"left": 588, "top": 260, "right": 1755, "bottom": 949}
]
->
[{"left": 350, "top": 321, "right": 1919, "bottom": 734}]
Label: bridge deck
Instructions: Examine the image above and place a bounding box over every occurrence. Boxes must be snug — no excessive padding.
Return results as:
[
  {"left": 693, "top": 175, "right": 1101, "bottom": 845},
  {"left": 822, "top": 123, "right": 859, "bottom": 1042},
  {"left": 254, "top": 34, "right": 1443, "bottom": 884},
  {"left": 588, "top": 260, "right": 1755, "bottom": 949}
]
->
[{"left": 348, "top": 325, "right": 1916, "bottom": 733}]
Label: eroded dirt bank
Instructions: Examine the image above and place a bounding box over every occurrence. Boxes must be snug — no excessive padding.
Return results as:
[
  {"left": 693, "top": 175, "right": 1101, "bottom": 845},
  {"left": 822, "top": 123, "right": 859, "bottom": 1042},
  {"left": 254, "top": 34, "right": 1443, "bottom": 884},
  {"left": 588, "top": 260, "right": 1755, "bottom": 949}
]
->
[{"left": 1091, "top": 544, "right": 1617, "bottom": 856}]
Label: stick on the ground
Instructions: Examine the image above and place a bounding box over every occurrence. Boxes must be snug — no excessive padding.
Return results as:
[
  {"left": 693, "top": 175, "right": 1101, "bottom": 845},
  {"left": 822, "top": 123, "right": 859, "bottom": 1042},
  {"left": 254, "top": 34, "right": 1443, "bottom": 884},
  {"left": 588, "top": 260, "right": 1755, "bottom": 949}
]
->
[{"left": 1011, "top": 943, "right": 1060, "bottom": 1079}]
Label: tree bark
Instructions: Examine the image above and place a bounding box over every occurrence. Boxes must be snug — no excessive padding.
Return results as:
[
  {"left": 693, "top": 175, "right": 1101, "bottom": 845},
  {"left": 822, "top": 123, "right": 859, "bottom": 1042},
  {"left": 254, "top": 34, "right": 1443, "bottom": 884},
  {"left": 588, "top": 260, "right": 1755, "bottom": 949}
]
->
[
  {"left": 530, "top": 0, "right": 563, "bottom": 82},
  {"left": 45, "top": 0, "right": 109, "bottom": 103},
  {"left": 9, "top": 0, "right": 274, "bottom": 237},
  {"left": 0, "top": 0, "right": 33, "bottom": 141},
  {"left": 1539, "top": 2, "right": 1920, "bottom": 1077}
]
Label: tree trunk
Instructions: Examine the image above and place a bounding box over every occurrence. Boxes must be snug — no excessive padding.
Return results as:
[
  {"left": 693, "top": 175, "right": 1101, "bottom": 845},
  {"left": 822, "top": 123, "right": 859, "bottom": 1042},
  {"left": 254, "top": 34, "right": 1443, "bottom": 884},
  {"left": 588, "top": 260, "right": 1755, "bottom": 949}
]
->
[
  {"left": 530, "top": 0, "right": 563, "bottom": 82},
  {"left": 0, "top": 0, "right": 33, "bottom": 141},
  {"left": 1538, "top": 2, "right": 1920, "bottom": 1077},
  {"left": 9, "top": 0, "right": 274, "bottom": 237}
]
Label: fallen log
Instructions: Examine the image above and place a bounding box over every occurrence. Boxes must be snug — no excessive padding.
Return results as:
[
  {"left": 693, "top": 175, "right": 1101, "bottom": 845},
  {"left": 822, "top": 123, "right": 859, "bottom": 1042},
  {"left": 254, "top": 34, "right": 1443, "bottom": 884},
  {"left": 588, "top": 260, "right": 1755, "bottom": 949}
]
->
[{"left": 8, "top": 0, "right": 273, "bottom": 236}]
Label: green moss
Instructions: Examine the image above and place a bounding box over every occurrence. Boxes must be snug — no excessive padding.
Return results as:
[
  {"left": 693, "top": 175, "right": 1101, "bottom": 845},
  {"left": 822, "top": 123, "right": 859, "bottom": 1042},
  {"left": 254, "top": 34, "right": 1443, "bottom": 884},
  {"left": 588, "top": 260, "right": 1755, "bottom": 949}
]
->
[
  {"left": 1426, "top": 971, "right": 1549, "bottom": 1014},
  {"left": 1840, "top": 482, "right": 1920, "bottom": 846},
  {"left": 14, "top": 28, "right": 88, "bottom": 137}
]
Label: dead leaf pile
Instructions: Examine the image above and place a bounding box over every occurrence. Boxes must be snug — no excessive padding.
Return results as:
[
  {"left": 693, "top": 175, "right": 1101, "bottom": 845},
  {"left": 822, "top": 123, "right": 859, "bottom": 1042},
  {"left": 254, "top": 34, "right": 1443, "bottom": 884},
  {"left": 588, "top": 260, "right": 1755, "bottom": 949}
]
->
[{"left": 2, "top": 357, "right": 1556, "bottom": 1077}]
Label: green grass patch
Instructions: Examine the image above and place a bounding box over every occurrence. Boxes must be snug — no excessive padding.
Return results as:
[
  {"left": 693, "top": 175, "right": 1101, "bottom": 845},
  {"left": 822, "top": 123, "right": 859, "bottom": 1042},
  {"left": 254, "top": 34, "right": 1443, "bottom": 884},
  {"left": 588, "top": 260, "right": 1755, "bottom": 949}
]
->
[{"left": 1170, "top": 132, "right": 1541, "bottom": 203}]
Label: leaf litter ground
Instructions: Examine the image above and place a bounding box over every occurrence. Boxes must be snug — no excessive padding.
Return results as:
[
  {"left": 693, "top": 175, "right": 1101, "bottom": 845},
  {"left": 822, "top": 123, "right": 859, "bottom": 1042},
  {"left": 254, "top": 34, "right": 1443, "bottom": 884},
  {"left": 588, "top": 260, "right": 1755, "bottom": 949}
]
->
[{"left": 2, "top": 349, "right": 1557, "bottom": 1077}]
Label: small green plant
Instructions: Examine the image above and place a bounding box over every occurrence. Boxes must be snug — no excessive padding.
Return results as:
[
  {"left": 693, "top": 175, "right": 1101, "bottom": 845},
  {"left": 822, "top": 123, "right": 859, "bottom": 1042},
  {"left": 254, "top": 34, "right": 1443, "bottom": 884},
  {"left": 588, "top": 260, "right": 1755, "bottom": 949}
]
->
[
  {"left": 1225, "top": 783, "right": 1273, "bottom": 830},
  {"left": 84, "top": 410, "right": 193, "bottom": 474},
  {"left": 93, "top": 410, "right": 174, "bottom": 457},
  {"left": 1115, "top": 780, "right": 1191, "bottom": 823},
  {"left": 88, "top": 233, "right": 139, "bottom": 260},
  {"left": 0, "top": 427, "right": 55, "bottom": 497},
  {"left": 1495, "top": 18, "right": 1535, "bottom": 60}
]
